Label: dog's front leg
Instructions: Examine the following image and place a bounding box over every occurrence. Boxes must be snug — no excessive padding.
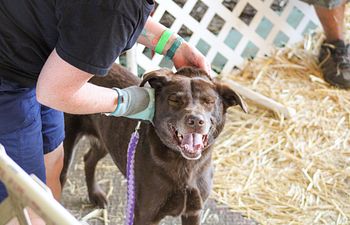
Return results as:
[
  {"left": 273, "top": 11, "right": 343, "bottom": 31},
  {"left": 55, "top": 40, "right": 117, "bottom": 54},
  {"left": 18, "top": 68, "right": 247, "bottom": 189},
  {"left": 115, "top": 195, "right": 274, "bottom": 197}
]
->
[
  {"left": 181, "top": 212, "right": 201, "bottom": 225},
  {"left": 133, "top": 202, "right": 162, "bottom": 225},
  {"left": 134, "top": 218, "right": 160, "bottom": 225},
  {"left": 134, "top": 210, "right": 161, "bottom": 225},
  {"left": 181, "top": 186, "right": 204, "bottom": 225}
]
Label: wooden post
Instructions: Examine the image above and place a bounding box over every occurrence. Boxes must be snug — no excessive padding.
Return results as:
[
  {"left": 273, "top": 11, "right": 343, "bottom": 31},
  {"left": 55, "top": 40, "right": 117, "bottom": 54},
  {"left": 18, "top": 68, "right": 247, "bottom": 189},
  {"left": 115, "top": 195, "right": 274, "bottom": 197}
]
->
[{"left": 223, "top": 79, "right": 296, "bottom": 119}]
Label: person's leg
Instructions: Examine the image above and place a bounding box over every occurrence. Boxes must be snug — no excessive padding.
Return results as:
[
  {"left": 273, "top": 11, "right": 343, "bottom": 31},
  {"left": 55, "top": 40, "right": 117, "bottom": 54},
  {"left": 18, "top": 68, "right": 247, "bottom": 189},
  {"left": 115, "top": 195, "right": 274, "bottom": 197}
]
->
[
  {"left": 44, "top": 143, "right": 64, "bottom": 200},
  {"left": 0, "top": 78, "right": 46, "bottom": 225},
  {"left": 6, "top": 209, "right": 45, "bottom": 225},
  {"left": 41, "top": 105, "right": 65, "bottom": 201},
  {"left": 312, "top": 0, "right": 350, "bottom": 88},
  {"left": 314, "top": 2, "right": 346, "bottom": 42}
]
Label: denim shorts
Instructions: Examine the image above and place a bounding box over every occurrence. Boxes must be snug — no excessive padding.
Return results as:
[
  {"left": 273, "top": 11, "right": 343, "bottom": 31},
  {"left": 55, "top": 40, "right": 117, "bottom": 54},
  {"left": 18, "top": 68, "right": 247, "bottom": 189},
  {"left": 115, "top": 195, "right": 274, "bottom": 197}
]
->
[
  {"left": 300, "top": 0, "right": 347, "bottom": 8},
  {"left": 0, "top": 78, "right": 65, "bottom": 202}
]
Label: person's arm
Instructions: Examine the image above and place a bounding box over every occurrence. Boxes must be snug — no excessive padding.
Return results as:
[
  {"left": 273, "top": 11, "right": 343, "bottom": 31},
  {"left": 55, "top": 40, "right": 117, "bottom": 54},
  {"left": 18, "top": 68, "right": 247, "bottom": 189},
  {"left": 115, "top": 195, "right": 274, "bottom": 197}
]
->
[
  {"left": 137, "top": 17, "right": 211, "bottom": 74},
  {"left": 36, "top": 49, "right": 119, "bottom": 114},
  {"left": 137, "top": 17, "right": 175, "bottom": 54},
  {"left": 37, "top": 49, "right": 154, "bottom": 121}
]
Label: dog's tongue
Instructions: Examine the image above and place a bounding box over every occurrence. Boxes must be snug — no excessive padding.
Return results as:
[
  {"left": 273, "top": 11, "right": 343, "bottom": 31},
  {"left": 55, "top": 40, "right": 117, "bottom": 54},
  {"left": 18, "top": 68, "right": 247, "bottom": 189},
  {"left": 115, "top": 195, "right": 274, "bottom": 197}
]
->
[{"left": 181, "top": 133, "right": 203, "bottom": 152}]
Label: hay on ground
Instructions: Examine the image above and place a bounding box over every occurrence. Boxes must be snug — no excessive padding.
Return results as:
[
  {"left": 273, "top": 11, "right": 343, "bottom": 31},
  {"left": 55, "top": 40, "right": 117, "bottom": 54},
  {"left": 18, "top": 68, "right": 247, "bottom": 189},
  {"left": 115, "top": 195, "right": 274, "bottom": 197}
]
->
[{"left": 212, "top": 31, "right": 350, "bottom": 225}]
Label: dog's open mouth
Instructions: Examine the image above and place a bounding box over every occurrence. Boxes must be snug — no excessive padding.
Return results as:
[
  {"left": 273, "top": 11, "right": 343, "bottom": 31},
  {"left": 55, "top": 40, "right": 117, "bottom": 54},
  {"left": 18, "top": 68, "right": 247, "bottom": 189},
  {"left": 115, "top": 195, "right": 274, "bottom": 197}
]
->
[{"left": 170, "top": 125, "right": 209, "bottom": 160}]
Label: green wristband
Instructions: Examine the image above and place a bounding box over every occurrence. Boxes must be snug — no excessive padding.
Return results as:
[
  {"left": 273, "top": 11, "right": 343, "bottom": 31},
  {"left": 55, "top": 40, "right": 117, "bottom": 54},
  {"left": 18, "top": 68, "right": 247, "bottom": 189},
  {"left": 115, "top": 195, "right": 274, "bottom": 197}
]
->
[{"left": 155, "top": 29, "right": 173, "bottom": 54}]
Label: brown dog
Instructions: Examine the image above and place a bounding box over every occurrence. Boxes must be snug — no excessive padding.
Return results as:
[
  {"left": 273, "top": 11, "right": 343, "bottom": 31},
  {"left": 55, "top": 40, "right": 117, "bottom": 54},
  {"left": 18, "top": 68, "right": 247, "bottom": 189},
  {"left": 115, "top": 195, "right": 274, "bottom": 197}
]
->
[{"left": 61, "top": 64, "right": 247, "bottom": 225}]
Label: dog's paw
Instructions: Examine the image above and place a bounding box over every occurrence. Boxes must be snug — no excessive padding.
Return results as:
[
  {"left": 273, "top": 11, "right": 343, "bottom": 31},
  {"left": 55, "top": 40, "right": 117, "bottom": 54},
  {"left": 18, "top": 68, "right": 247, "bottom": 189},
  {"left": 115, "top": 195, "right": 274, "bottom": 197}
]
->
[{"left": 88, "top": 185, "right": 108, "bottom": 208}]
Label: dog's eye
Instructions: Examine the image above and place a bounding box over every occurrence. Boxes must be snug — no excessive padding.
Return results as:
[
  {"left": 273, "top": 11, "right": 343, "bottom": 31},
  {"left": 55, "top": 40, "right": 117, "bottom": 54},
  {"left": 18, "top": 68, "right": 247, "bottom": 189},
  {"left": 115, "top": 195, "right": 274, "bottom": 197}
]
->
[
  {"left": 168, "top": 95, "right": 182, "bottom": 106},
  {"left": 202, "top": 98, "right": 215, "bottom": 105}
]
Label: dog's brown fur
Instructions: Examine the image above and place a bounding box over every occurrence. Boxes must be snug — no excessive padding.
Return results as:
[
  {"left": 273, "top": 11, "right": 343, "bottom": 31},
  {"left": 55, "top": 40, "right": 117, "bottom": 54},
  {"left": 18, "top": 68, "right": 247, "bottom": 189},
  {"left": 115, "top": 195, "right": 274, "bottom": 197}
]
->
[{"left": 61, "top": 64, "right": 247, "bottom": 225}]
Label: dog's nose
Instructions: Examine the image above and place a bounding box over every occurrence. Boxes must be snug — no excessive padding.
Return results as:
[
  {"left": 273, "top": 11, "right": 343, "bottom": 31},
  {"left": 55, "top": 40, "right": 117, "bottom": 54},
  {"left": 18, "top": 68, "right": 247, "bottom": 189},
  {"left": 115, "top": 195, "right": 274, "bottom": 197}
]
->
[{"left": 185, "top": 114, "right": 205, "bottom": 128}]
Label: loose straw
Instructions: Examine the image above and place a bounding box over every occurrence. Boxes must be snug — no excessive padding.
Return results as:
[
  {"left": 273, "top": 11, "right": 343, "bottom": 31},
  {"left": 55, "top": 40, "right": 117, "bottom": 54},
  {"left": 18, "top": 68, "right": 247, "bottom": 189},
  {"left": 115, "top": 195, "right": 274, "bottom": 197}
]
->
[{"left": 212, "top": 31, "right": 350, "bottom": 225}]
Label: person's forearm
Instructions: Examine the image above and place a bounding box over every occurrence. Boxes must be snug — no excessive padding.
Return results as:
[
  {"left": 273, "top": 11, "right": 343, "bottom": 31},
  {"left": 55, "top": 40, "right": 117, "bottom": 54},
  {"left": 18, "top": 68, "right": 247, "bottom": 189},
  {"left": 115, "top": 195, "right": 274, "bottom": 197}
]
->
[
  {"left": 137, "top": 17, "right": 178, "bottom": 55},
  {"left": 138, "top": 17, "right": 211, "bottom": 75},
  {"left": 39, "top": 82, "right": 118, "bottom": 114},
  {"left": 36, "top": 49, "right": 118, "bottom": 114}
]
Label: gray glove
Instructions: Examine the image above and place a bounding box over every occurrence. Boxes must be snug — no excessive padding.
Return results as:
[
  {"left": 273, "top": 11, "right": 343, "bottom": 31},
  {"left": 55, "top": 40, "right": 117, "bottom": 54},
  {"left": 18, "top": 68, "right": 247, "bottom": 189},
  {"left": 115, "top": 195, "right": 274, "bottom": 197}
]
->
[{"left": 106, "top": 86, "right": 155, "bottom": 122}]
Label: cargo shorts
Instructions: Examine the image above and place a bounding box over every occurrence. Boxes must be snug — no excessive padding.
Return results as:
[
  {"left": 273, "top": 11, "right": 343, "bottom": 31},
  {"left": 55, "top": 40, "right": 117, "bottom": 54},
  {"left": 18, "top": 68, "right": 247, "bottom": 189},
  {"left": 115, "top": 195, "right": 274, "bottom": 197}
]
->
[{"left": 0, "top": 77, "right": 65, "bottom": 202}]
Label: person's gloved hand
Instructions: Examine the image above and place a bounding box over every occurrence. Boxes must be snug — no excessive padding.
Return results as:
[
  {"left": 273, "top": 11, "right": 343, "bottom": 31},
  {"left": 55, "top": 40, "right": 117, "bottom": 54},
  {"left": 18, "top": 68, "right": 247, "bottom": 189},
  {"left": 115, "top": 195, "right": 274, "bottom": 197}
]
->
[{"left": 106, "top": 86, "right": 155, "bottom": 122}]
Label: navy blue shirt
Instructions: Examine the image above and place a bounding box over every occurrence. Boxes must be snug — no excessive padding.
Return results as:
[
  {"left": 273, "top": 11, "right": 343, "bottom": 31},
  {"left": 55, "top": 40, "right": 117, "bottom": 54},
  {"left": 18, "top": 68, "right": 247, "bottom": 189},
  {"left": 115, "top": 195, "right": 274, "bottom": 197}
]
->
[{"left": 0, "top": 0, "right": 154, "bottom": 86}]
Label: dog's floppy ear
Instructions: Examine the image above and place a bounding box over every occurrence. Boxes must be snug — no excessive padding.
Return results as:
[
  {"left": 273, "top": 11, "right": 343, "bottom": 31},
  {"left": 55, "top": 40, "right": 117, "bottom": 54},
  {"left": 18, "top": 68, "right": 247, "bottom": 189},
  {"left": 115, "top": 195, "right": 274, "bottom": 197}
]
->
[
  {"left": 140, "top": 68, "right": 173, "bottom": 88},
  {"left": 216, "top": 82, "right": 248, "bottom": 113}
]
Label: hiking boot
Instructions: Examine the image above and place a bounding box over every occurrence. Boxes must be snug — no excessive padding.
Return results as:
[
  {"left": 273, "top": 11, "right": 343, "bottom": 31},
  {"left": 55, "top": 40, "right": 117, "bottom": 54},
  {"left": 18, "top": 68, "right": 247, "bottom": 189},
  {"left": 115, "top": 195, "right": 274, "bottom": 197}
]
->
[{"left": 318, "top": 40, "right": 350, "bottom": 89}]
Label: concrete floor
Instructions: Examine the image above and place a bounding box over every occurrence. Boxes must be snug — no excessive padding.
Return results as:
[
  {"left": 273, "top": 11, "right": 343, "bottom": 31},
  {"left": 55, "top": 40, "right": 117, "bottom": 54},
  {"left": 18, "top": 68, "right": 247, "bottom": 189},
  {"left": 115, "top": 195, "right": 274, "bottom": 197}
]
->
[{"left": 61, "top": 140, "right": 257, "bottom": 225}]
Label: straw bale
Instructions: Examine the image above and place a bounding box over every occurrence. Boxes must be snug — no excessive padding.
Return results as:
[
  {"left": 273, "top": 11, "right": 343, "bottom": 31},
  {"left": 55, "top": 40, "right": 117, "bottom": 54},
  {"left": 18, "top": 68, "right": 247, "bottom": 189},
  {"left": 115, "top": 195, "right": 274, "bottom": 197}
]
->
[{"left": 212, "top": 25, "right": 350, "bottom": 224}]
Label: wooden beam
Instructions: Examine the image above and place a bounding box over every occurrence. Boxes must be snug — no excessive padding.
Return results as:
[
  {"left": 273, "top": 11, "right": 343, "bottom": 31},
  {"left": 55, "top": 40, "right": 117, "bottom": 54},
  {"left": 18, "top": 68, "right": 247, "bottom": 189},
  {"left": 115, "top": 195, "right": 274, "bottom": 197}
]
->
[{"left": 223, "top": 79, "right": 296, "bottom": 119}]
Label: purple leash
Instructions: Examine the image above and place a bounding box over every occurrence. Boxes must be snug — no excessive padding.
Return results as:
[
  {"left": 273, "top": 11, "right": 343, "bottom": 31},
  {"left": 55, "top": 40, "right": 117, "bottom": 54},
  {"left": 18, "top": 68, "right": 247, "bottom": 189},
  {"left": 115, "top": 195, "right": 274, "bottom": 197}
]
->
[{"left": 125, "top": 121, "right": 141, "bottom": 225}]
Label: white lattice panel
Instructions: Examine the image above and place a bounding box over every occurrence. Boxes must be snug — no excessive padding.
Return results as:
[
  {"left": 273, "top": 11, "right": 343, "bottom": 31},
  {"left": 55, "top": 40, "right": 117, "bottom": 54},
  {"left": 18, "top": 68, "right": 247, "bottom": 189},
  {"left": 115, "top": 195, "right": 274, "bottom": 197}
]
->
[{"left": 135, "top": 0, "right": 320, "bottom": 75}]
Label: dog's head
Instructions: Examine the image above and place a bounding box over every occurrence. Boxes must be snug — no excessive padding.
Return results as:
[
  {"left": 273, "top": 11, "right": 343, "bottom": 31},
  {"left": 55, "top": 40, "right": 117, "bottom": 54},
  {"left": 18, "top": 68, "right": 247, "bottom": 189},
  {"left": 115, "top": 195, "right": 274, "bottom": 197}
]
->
[{"left": 140, "top": 67, "right": 248, "bottom": 160}]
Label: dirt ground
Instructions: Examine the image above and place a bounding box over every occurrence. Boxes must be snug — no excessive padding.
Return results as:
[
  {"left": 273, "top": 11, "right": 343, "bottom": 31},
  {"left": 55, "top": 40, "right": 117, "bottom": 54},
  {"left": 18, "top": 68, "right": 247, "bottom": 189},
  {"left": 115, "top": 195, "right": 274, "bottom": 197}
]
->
[{"left": 61, "top": 138, "right": 258, "bottom": 225}]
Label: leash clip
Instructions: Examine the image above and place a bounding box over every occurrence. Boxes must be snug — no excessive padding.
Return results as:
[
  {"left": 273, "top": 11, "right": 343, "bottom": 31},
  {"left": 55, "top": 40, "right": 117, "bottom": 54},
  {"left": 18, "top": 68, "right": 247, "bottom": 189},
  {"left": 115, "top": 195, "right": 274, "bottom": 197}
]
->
[{"left": 135, "top": 121, "right": 141, "bottom": 131}]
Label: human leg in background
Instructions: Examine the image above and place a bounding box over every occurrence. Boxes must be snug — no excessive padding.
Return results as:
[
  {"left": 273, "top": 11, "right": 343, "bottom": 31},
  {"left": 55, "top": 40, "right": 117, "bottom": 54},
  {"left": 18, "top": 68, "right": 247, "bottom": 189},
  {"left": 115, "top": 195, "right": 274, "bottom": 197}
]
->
[
  {"left": 315, "top": 3, "right": 345, "bottom": 41},
  {"left": 314, "top": 1, "right": 350, "bottom": 88}
]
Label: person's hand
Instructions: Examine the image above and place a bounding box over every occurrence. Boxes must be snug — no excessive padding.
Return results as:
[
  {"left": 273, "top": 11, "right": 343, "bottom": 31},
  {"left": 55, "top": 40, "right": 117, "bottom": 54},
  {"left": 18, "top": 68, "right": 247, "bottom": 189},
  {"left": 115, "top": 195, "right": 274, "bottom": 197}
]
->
[
  {"left": 172, "top": 41, "right": 211, "bottom": 75},
  {"left": 106, "top": 86, "right": 155, "bottom": 122}
]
